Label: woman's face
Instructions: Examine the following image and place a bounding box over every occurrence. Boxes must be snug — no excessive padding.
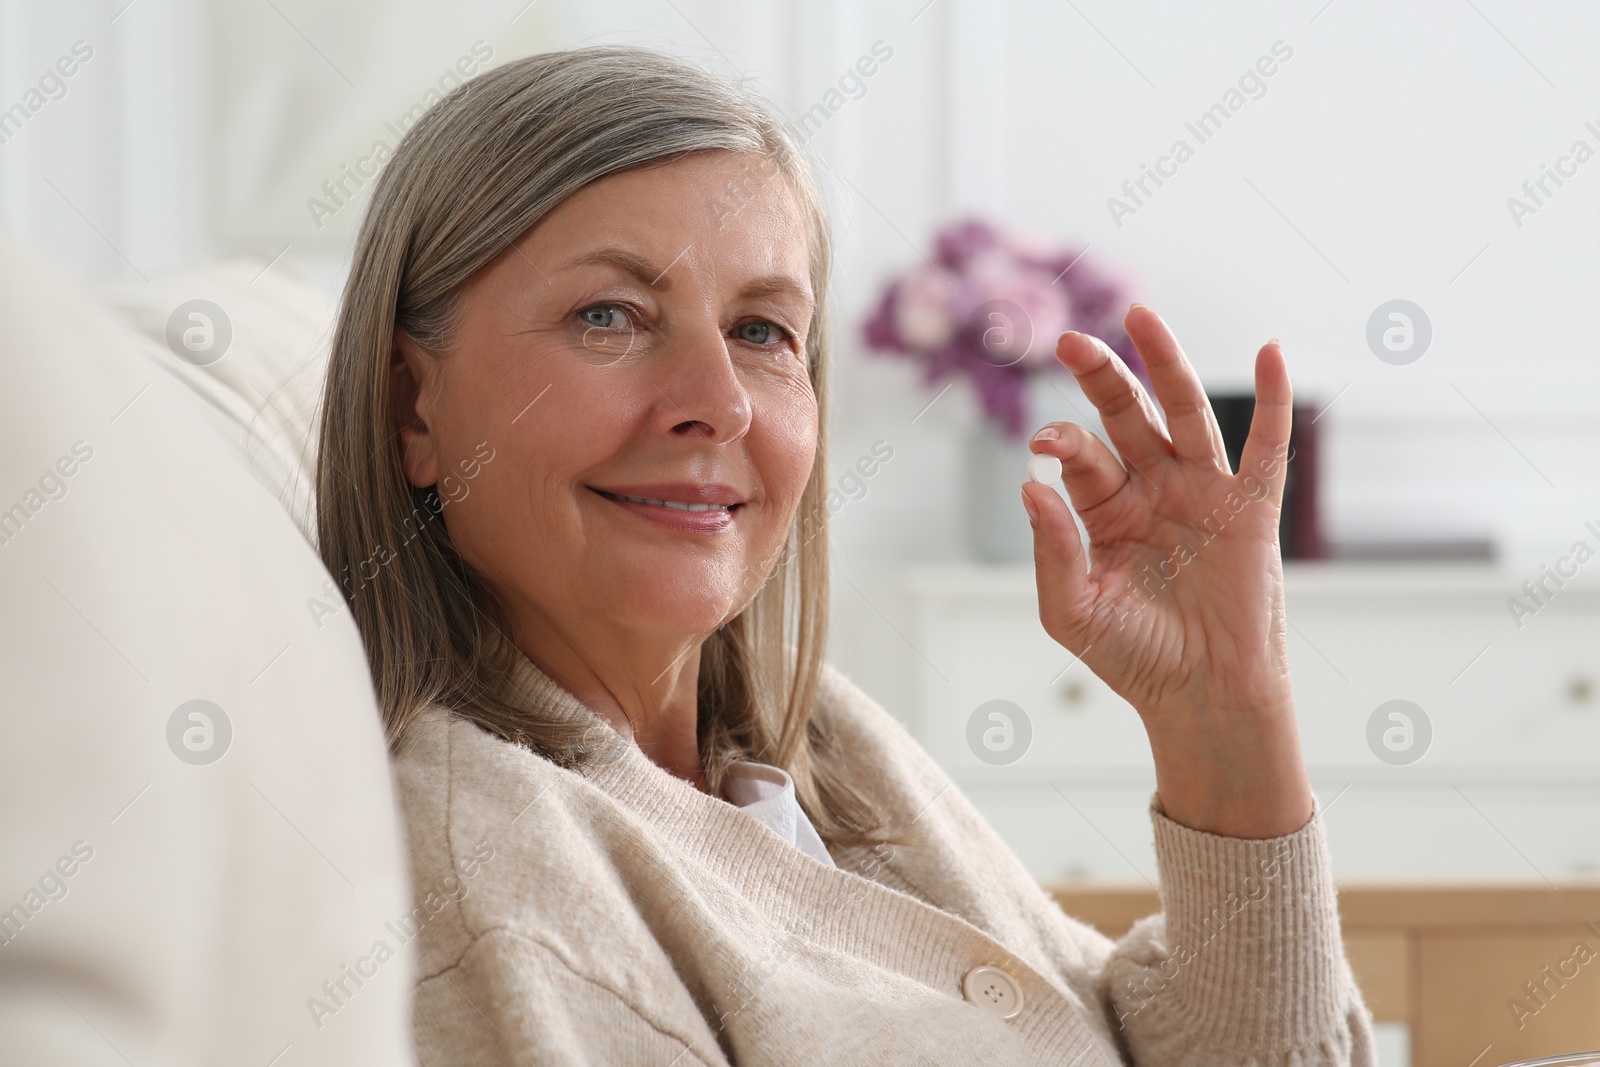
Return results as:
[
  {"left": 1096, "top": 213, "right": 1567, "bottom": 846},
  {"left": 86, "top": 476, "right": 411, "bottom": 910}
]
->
[{"left": 393, "top": 149, "right": 818, "bottom": 652}]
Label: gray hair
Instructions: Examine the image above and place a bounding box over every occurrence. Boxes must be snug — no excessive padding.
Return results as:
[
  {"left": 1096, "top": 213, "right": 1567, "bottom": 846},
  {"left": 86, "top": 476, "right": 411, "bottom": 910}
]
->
[{"left": 315, "top": 45, "right": 886, "bottom": 847}]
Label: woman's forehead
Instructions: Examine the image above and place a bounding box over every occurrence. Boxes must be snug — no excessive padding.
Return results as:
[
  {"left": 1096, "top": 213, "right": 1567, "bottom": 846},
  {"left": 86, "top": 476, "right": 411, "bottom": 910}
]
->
[
  {"left": 553, "top": 244, "right": 814, "bottom": 308},
  {"left": 514, "top": 156, "right": 813, "bottom": 298}
]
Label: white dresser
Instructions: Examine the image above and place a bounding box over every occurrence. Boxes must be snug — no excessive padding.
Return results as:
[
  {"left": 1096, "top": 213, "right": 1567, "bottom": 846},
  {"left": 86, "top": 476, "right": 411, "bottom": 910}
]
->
[{"left": 902, "top": 563, "right": 1600, "bottom": 884}]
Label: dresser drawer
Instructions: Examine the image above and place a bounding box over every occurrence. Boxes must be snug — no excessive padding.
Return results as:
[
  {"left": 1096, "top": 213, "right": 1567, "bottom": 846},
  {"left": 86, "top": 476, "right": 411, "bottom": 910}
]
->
[
  {"left": 913, "top": 601, "right": 1151, "bottom": 775},
  {"left": 907, "top": 565, "right": 1600, "bottom": 778},
  {"left": 962, "top": 781, "right": 1600, "bottom": 883},
  {"left": 1316, "top": 783, "right": 1600, "bottom": 881},
  {"left": 1284, "top": 584, "right": 1600, "bottom": 768}
]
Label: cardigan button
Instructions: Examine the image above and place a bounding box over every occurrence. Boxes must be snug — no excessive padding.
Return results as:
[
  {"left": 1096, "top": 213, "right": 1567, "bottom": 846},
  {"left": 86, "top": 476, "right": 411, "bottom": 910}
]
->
[{"left": 962, "top": 965, "right": 1024, "bottom": 1020}]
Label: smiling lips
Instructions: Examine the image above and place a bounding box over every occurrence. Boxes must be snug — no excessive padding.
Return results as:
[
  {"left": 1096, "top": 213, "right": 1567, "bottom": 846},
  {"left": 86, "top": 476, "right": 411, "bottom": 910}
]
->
[{"left": 590, "top": 483, "right": 745, "bottom": 532}]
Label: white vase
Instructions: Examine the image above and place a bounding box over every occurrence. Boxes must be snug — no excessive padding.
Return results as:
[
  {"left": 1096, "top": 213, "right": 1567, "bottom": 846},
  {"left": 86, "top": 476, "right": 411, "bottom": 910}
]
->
[
  {"left": 960, "top": 372, "right": 1103, "bottom": 564},
  {"left": 962, "top": 418, "right": 1036, "bottom": 563}
]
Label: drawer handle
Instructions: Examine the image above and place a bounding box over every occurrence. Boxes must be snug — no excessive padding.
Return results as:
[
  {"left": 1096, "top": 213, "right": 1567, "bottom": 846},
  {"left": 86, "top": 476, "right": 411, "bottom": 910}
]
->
[
  {"left": 1057, "top": 680, "right": 1089, "bottom": 708},
  {"left": 1571, "top": 677, "right": 1595, "bottom": 707}
]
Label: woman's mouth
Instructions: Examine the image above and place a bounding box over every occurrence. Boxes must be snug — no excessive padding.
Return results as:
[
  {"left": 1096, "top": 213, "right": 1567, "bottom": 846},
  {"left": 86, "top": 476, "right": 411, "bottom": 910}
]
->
[
  {"left": 595, "top": 490, "right": 731, "bottom": 513},
  {"left": 589, "top": 486, "right": 744, "bottom": 533}
]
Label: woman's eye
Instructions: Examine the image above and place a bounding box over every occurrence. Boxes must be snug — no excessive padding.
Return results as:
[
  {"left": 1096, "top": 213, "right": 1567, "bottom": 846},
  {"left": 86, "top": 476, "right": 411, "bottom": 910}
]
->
[
  {"left": 737, "top": 320, "right": 792, "bottom": 347},
  {"left": 578, "top": 304, "right": 629, "bottom": 329}
]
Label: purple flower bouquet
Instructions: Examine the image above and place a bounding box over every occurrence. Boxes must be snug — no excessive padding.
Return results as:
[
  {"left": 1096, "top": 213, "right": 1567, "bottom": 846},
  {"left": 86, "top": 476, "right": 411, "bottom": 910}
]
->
[{"left": 861, "top": 217, "right": 1146, "bottom": 440}]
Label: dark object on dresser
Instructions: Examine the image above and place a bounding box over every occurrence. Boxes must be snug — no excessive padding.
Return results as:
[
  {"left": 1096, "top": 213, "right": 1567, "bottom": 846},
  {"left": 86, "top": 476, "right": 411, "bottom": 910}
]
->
[{"left": 1207, "top": 392, "right": 1323, "bottom": 560}]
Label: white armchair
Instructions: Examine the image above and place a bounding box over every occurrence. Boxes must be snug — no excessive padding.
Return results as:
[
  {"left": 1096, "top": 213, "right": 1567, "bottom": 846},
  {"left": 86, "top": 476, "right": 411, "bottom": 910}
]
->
[{"left": 0, "top": 233, "right": 415, "bottom": 1065}]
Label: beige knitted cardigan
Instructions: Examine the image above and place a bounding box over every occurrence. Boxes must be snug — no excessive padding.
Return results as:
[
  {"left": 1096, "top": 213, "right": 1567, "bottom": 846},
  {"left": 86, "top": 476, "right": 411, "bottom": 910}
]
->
[{"left": 392, "top": 652, "right": 1376, "bottom": 1065}]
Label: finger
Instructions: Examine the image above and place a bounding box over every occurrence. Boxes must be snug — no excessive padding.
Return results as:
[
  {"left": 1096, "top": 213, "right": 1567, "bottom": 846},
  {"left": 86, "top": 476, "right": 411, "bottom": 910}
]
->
[
  {"left": 1021, "top": 480, "right": 1093, "bottom": 642},
  {"left": 1123, "top": 305, "right": 1229, "bottom": 468},
  {"left": 1238, "top": 339, "right": 1292, "bottom": 498},
  {"left": 1054, "top": 330, "right": 1173, "bottom": 471},
  {"left": 1030, "top": 422, "right": 1129, "bottom": 517}
]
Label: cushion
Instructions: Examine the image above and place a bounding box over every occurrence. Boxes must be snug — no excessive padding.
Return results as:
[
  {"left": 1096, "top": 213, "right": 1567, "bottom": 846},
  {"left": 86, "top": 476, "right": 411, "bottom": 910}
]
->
[
  {"left": 0, "top": 234, "right": 415, "bottom": 1065},
  {"left": 99, "top": 257, "right": 336, "bottom": 541}
]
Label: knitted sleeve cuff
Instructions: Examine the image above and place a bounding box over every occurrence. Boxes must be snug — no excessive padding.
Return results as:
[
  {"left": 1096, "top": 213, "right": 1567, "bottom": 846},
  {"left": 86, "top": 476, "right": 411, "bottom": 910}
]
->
[{"left": 1125, "top": 795, "right": 1352, "bottom": 1048}]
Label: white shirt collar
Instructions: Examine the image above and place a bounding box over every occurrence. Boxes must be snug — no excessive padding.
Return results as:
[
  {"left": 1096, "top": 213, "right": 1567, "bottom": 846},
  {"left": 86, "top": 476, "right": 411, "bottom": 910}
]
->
[{"left": 720, "top": 760, "right": 836, "bottom": 868}]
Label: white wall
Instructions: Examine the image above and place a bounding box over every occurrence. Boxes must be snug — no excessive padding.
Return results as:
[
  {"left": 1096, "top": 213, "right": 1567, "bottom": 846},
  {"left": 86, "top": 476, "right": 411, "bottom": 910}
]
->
[
  {"left": 0, "top": 0, "right": 570, "bottom": 273},
  {"left": 549, "top": 1, "right": 1600, "bottom": 572},
  {"left": 3, "top": 0, "right": 1597, "bottom": 657}
]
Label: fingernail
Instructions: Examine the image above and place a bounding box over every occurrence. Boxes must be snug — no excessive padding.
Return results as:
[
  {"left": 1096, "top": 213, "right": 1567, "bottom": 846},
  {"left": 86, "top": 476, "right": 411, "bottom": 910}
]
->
[
  {"left": 1032, "top": 426, "right": 1060, "bottom": 442},
  {"left": 1020, "top": 487, "right": 1039, "bottom": 527},
  {"left": 1269, "top": 336, "right": 1281, "bottom": 346},
  {"left": 1130, "top": 302, "right": 1149, "bottom": 311}
]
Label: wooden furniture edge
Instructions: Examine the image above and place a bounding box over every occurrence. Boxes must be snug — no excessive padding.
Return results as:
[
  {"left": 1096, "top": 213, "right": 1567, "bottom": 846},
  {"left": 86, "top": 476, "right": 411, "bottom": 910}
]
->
[{"left": 1046, "top": 882, "right": 1600, "bottom": 938}]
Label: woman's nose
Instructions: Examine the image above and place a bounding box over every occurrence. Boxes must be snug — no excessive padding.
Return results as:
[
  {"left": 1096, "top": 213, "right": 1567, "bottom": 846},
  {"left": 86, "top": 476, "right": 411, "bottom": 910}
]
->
[{"left": 650, "top": 324, "right": 753, "bottom": 445}]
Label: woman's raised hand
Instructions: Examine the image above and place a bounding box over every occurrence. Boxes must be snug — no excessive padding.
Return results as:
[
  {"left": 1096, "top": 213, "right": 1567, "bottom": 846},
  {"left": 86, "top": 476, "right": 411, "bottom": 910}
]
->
[{"left": 1020, "top": 304, "right": 1315, "bottom": 839}]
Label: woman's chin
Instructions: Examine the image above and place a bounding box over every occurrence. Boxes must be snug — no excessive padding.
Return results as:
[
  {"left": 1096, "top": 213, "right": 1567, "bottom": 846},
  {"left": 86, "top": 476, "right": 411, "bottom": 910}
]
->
[
  {"left": 621, "top": 599, "right": 744, "bottom": 640},
  {"left": 604, "top": 569, "right": 751, "bottom": 635}
]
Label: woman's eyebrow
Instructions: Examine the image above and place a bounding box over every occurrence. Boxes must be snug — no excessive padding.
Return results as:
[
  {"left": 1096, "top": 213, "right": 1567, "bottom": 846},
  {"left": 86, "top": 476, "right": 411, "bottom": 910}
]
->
[
  {"left": 559, "top": 246, "right": 813, "bottom": 307},
  {"left": 560, "top": 247, "right": 676, "bottom": 287},
  {"left": 740, "top": 275, "right": 815, "bottom": 309}
]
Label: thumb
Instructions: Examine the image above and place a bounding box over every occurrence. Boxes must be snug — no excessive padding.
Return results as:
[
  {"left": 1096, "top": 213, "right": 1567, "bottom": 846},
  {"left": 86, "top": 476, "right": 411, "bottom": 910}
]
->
[{"left": 1021, "top": 481, "right": 1093, "bottom": 646}]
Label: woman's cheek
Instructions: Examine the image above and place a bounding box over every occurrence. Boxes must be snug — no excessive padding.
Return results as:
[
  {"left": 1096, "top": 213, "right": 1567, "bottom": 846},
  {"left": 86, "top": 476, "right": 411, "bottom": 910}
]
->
[
  {"left": 771, "top": 400, "right": 819, "bottom": 503},
  {"left": 758, "top": 368, "right": 817, "bottom": 440}
]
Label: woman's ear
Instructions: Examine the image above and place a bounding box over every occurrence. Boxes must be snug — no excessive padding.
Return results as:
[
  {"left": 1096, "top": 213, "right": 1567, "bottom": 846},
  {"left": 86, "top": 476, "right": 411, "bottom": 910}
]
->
[{"left": 391, "top": 329, "right": 441, "bottom": 489}]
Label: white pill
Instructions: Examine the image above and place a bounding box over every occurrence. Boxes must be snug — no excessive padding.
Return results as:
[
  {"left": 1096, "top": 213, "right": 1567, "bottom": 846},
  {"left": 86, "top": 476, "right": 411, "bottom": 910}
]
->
[{"left": 1027, "top": 453, "right": 1063, "bottom": 485}]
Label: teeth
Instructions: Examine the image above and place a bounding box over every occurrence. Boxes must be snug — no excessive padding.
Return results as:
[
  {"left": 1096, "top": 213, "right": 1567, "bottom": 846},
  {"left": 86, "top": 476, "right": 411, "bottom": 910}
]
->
[{"left": 608, "top": 492, "right": 730, "bottom": 513}]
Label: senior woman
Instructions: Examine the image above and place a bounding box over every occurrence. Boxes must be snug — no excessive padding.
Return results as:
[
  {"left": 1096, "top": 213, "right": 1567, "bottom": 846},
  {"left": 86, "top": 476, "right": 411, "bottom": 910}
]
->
[{"left": 316, "top": 45, "right": 1375, "bottom": 1066}]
